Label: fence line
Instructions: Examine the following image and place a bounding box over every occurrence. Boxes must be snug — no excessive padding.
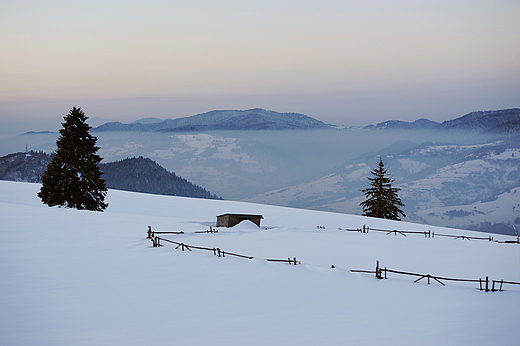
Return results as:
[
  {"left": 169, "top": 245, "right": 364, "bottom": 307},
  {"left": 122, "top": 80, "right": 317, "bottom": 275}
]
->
[
  {"left": 341, "top": 225, "right": 519, "bottom": 244},
  {"left": 351, "top": 260, "right": 520, "bottom": 292},
  {"left": 148, "top": 224, "right": 518, "bottom": 245},
  {"left": 146, "top": 225, "right": 518, "bottom": 290},
  {"left": 148, "top": 228, "right": 298, "bottom": 264}
]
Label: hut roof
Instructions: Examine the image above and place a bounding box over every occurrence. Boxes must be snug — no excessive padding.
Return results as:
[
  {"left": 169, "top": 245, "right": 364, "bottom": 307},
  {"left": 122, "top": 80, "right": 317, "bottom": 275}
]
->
[{"left": 217, "top": 213, "right": 263, "bottom": 219}]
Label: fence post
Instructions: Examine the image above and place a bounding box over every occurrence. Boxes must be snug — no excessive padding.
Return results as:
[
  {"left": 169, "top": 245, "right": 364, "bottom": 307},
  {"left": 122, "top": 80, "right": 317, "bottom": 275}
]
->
[
  {"left": 486, "top": 276, "right": 489, "bottom": 292},
  {"left": 376, "top": 260, "right": 381, "bottom": 279},
  {"left": 147, "top": 226, "right": 152, "bottom": 239}
]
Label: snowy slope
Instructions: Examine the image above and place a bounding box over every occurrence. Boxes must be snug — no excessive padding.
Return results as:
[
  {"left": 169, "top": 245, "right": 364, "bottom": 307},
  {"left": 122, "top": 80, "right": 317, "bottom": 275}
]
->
[
  {"left": 1, "top": 181, "right": 519, "bottom": 345},
  {"left": 248, "top": 139, "right": 520, "bottom": 233},
  {"left": 416, "top": 186, "right": 520, "bottom": 233}
]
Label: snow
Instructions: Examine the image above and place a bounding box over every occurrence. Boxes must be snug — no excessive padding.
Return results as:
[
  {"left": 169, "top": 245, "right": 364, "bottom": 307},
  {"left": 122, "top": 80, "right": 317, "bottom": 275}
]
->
[
  {"left": 417, "top": 186, "right": 520, "bottom": 230},
  {"left": 1, "top": 181, "right": 520, "bottom": 345},
  {"left": 396, "top": 158, "right": 430, "bottom": 174},
  {"left": 416, "top": 141, "right": 503, "bottom": 155},
  {"left": 486, "top": 148, "right": 520, "bottom": 161}
]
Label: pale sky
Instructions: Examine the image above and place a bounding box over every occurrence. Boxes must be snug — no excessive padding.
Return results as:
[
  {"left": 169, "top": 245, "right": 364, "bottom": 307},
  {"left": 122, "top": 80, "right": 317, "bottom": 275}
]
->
[{"left": 1, "top": 0, "right": 519, "bottom": 134}]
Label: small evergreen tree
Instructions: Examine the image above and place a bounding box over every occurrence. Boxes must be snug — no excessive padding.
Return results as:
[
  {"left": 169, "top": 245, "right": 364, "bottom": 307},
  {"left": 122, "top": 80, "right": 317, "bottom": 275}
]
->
[
  {"left": 360, "top": 157, "right": 405, "bottom": 220},
  {"left": 38, "top": 107, "right": 108, "bottom": 211}
]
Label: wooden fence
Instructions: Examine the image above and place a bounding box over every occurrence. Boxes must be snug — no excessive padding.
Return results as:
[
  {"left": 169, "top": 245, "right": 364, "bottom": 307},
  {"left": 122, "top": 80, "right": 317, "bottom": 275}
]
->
[
  {"left": 147, "top": 226, "right": 300, "bottom": 265},
  {"left": 351, "top": 260, "right": 520, "bottom": 292},
  {"left": 342, "top": 224, "right": 520, "bottom": 244},
  {"left": 146, "top": 225, "right": 517, "bottom": 291}
]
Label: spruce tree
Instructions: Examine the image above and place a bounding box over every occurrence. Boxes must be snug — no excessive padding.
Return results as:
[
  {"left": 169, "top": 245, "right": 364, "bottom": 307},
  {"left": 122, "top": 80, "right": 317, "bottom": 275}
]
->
[
  {"left": 360, "top": 157, "right": 405, "bottom": 220},
  {"left": 38, "top": 107, "right": 108, "bottom": 211}
]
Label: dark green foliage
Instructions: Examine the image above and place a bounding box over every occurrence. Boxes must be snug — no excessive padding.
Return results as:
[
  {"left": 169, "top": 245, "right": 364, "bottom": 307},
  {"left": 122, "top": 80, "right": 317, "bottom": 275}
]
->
[
  {"left": 38, "top": 107, "right": 108, "bottom": 211},
  {"left": 100, "top": 156, "right": 221, "bottom": 199},
  {"left": 360, "top": 157, "right": 405, "bottom": 220}
]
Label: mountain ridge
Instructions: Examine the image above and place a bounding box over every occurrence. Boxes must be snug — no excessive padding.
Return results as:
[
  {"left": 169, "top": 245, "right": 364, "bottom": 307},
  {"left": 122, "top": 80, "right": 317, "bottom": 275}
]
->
[
  {"left": 93, "top": 108, "right": 329, "bottom": 132},
  {"left": 363, "top": 108, "right": 520, "bottom": 133},
  {"left": 91, "top": 107, "right": 520, "bottom": 134}
]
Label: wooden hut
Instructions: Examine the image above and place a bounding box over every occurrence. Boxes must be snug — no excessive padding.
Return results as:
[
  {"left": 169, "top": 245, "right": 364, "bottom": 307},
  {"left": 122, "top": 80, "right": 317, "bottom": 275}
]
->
[{"left": 216, "top": 213, "right": 263, "bottom": 228}]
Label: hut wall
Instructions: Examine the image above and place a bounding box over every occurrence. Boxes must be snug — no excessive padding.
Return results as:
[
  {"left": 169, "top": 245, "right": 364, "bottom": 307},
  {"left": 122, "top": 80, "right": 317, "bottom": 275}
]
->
[{"left": 216, "top": 214, "right": 262, "bottom": 228}]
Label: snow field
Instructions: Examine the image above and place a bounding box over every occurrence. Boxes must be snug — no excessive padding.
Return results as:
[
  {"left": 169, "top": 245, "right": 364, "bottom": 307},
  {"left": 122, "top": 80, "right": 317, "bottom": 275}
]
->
[{"left": 1, "top": 181, "right": 519, "bottom": 345}]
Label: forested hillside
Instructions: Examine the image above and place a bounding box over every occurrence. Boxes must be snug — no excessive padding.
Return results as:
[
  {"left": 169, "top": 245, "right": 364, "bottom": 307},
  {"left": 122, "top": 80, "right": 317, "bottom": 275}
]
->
[
  {"left": 100, "top": 156, "right": 220, "bottom": 199},
  {"left": 0, "top": 152, "right": 220, "bottom": 200},
  {"left": 0, "top": 151, "right": 51, "bottom": 183}
]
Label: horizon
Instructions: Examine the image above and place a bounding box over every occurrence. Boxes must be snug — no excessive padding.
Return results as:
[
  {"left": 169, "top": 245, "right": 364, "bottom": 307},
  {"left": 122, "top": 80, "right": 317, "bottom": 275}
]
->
[
  {"left": 1, "top": 1, "right": 520, "bottom": 136},
  {"left": 2, "top": 105, "right": 519, "bottom": 138}
]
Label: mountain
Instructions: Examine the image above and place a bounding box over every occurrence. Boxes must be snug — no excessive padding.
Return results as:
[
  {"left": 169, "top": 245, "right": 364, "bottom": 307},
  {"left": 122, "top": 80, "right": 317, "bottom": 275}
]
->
[
  {"left": 488, "top": 119, "right": 520, "bottom": 134},
  {"left": 364, "top": 118, "right": 440, "bottom": 130},
  {"left": 437, "top": 108, "right": 520, "bottom": 132},
  {"left": 362, "top": 108, "right": 520, "bottom": 133},
  {"left": 246, "top": 137, "right": 520, "bottom": 235},
  {"left": 0, "top": 151, "right": 220, "bottom": 200},
  {"left": 2, "top": 181, "right": 519, "bottom": 345},
  {"left": 93, "top": 108, "right": 330, "bottom": 132},
  {"left": 130, "top": 117, "right": 163, "bottom": 125},
  {"left": 22, "top": 131, "right": 57, "bottom": 135}
]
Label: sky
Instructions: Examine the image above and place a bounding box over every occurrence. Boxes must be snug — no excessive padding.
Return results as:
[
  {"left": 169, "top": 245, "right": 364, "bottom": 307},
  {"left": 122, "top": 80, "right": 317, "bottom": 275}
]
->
[{"left": 1, "top": 0, "right": 520, "bottom": 135}]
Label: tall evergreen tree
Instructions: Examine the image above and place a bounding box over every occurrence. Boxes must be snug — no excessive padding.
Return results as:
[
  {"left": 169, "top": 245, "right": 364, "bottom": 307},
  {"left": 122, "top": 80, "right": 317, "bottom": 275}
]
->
[
  {"left": 360, "top": 157, "right": 405, "bottom": 220},
  {"left": 38, "top": 107, "right": 108, "bottom": 211}
]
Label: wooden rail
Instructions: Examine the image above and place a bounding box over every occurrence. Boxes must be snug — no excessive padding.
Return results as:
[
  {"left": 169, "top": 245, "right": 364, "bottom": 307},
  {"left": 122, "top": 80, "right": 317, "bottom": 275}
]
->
[
  {"left": 266, "top": 258, "right": 300, "bottom": 265},
  {"left": 341, "top": 224, "right": 514, "bottom": 243},
  {"left": 147, "top": 227, "right": 297, "bottom": 264},
  {"left": 492, "top": 279, "right": 520, "bottom": 291},
  {"left": 351, "top": 260, "right": 520, "bottom": 292}
]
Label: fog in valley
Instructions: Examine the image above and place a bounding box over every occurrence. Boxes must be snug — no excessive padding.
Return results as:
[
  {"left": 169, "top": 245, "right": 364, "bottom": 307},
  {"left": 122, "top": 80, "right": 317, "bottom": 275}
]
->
[{"left": 0, "top": 128, "right": 487, "bottom": 199}]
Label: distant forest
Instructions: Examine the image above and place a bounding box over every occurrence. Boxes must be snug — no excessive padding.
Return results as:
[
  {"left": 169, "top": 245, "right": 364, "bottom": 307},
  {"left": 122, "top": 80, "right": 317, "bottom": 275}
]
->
[
  {"left": 0, "top": 151, "right": 221, "bottom": 200},
  {"left": 100, "top": 156, "right": 220, "bottom": 199}
]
